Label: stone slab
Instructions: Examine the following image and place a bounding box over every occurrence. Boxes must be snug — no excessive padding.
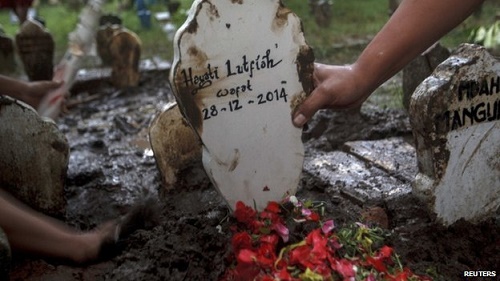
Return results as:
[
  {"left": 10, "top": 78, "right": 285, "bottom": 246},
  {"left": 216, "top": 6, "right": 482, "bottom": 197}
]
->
[
  {"left": 410, "top": 44, "right": 500, "bottom": 225},
  {"left": 303, "top": 149, "right": 412, "bottom": 205},
  {"left": 70, "top": 58, "right": 171, "bottom": 94},
  {"left": 170, "top": 0, "right": 314, "bottom": 210},
  {"left": 343, "top": 137, "right": 418, "bottom": 183}
]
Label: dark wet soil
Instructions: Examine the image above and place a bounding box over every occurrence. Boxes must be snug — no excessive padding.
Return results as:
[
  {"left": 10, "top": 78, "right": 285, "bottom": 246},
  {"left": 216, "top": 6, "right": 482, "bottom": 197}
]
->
[{"left": 8, "top": 70, "right": 500, "bottom": 281}]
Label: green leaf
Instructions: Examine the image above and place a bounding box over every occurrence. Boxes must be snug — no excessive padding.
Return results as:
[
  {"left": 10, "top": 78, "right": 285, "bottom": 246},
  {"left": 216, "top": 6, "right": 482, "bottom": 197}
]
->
[{"left": 299, "top": 268, "right": 324, "bottom": 281}]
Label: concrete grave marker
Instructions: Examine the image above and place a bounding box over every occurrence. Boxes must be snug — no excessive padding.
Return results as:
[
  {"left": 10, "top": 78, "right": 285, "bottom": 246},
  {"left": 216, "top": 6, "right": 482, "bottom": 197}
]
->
[
  {"left": 108, "top": 28, "right": 141, "bottom": 88},
  {"left": 402, "top": 43, "right": 450, "bottom": 110},
  {"left": 96, "top": 24, "right": 117, "bottom": 66},
  {"left": 96, "top": 24, "right": 141, "bottom": 87},
  {"left": 0, "top": 29, "right": 16, "bottom": 74},
  {"left": 410, "top": 44, "right": 500, "bottom": 225},
  {"left": 0, "top": 96, "right": 69, "bottom": 217},
  {"left": 149, "top": 103, "right": 202, "bottom": 188},
  {"left": 15, "top": 19, "right": 54, "bottom": 81},
  {"left": 170, "top": 0, "right": 314, "bottom": 210}
]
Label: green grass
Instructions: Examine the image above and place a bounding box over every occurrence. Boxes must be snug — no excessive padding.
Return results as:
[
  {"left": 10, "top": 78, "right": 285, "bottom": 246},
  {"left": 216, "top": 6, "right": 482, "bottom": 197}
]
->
[{"left": 0, "top": 0, "right": 498, "bottom": 65}]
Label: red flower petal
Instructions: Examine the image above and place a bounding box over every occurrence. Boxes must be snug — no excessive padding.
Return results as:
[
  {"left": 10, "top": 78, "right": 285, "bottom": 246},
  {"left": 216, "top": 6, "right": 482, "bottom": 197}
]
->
[
  {"left": 256, "top": 243, "right": 276, "bottom": 268},
  {"left": 265, "top": 201, "right": 281, "bottom": 213},
  {"left": 260, "top": 234, "right": 279, "bottom": 246},
  {"left": 366, "top": 255, "right": 388, "bottom": 273},
  {"left": 232, "top": 232, "right": 253, "bottom": 253},
  {"left": 237, "top": 249, "right": 257, "bottom": 264},
  {"left": 290, "top": 245, "right": 312, "bottom": 266},
  {"left": 379, "top": 245, "right": 393, "bottom": 258},
  {"left": 308, "top": 212, "right": 320, "bottom": 222},
  {"left": 332, "top": 258, "right": 356, "bottom": 278},
  {"left": 234, "top": 201, "right": 257, "bottom": 226},
  {"left": 233, "top": 263, "right": 260, "bottom": 281},
  {"left": 275, "top": 267, "right": 293, "bottom": 281}
]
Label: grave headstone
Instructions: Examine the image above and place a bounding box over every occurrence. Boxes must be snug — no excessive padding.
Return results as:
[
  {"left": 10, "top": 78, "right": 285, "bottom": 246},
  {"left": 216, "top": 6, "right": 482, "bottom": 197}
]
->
[
  {"left": 409, "top": 44, "right": 500, "bottom": 225},
  {"left": 0, "top": 28, "right": 16, "bottom": 74},
  {"left": 96, "top": 24, "right": 119, "bottom": 66},
  {"left": 109, "top": 29, "right": 141, "bottom": 88},
  {"left": 149, "top": 103, "right": 202, "bottom": 188},
  {"left": 97, "top": 24, "right": 142, "bottom": 87},
  {"left": 170, "top": 0, "right": 314, "bottom": 210},
  {"left": 0, "top": 96, "right": 69, "bottom": 218},
  {"left": 402, "top": 43, "right": 450, "bottom": 110},
  {"left": 15, "top": 19, "right": 54, "bottom": 81}
]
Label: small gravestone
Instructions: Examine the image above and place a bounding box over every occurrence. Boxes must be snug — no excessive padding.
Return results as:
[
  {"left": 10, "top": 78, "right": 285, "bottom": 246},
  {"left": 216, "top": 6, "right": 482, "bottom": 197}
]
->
[
  {"left": 170, "top": 0, "right": 314, "bottom": 210},
  {"left": 410, "top": 44, "right": 500, "bottom": 225},
  {"left": 15, "top": 19, "right": 54, "bottom": 81},
  {"left": 0, "top": 28, "right": 16, "bottom": 74},
  {"left": 402, "top": 43, "right": 450, "bottom": 110},
  {"left": 96, "top": 25, "right": 141, "bottom": 87},
  {"left": 0, "top": 96, "right": 69, "bottom": 217},
  {"left": 149, "top": 103, "right": 202, "bottom": 188},
  {"left": 109, "top": 29, "right": 141, "bottom": 88},
  {"left": 96, "top": 24, "right": 119, "bottom": 66}
]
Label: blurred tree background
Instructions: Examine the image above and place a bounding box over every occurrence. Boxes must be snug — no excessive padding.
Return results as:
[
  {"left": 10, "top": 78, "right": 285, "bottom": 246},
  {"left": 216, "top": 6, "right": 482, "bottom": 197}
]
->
[{"left": 0, "top": 0, "right": 498, "bottom": 65}]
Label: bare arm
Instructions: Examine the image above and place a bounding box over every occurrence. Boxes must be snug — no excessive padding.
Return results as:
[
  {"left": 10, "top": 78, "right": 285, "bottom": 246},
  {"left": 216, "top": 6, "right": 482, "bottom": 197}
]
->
[
  {"left": 293, "top": 0, "right": 485, "bottom": 127},
  {"left": 0, "top": 75, "right": 62, "bottom": 108},
  {"left": 356, "top": 0, "right": 484, "bottom": 93},
  {"left": 0, "top": 75, "right": 29, "bottom": 99}
]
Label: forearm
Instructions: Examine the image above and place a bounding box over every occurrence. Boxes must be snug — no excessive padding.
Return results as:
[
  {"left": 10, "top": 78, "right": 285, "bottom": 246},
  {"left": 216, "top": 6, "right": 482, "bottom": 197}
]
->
[
  {"left": 0, "top": 75, "right": 29, "bottom": 101},
  {"left": 353, "top": 0, "right": 485, "bottom": 94}
]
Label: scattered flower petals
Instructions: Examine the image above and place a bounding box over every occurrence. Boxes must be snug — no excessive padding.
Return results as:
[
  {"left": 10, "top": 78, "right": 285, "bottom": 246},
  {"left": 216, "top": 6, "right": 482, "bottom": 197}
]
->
[{"left": 222, "top": 199, "right": 432, "bottom": 281}]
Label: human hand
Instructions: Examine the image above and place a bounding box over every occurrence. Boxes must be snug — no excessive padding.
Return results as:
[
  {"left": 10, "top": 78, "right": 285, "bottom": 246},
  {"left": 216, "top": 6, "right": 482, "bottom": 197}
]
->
[
  {"left": 23, "top": 80, "right": 64, "bottom": 109},
  {"left": 292, "top": 63, "right": 371, "bottom": 127}
]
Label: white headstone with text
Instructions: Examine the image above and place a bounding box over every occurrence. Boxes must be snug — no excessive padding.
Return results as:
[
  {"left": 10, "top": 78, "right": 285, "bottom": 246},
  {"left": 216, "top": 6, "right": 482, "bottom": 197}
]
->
[
  {"left": 410, "top": 44, "right": 499, "bottom": 225},
  {"left": 170, "top": 0, "right": 314, "bottom": 210}
]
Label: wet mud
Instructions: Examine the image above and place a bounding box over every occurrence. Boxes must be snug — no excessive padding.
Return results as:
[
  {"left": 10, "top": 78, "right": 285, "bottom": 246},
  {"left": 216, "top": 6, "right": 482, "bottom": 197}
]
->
[{"left": 8, "top": 70, "right": 499, "bottom": 281}]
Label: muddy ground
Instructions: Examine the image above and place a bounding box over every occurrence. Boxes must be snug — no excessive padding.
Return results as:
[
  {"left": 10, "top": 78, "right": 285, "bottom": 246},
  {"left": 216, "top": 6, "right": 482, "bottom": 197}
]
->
[{"left": 8, "top": 69, "right": 499, "bottom": 281}]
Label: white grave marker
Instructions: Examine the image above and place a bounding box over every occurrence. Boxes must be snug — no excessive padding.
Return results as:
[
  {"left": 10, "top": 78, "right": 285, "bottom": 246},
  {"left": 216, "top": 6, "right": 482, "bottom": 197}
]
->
[
  {"left": 170, "top": 0, "right": 314, "bottom": 210},
  {"left": 410, "top": 44, "right": 499, "bottom": 225}
]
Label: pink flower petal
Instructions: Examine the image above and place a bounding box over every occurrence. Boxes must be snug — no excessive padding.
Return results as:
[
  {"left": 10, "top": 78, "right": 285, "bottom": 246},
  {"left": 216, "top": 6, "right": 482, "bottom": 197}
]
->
[
  {"left": 321, "top": 220, "right": 335, "bottom": 234},
  {"left": 273, "top": 222, "right": 289, "bottom": 243}
]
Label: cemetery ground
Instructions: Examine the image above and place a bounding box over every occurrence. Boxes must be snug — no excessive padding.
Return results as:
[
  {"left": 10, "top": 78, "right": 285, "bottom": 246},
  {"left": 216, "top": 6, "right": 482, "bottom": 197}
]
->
[
  {"left": 6, "top": 67, "right": 499, "bottom": 280},
  {"left": 1, "top": 1, "right": 499, "bottom": 281}
]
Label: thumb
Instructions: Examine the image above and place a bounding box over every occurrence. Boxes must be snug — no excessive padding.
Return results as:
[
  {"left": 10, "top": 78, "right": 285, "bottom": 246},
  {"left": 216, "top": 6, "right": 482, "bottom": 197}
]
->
[{"left": 292, "top": 88, "right": 328, "bottom": 127}]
